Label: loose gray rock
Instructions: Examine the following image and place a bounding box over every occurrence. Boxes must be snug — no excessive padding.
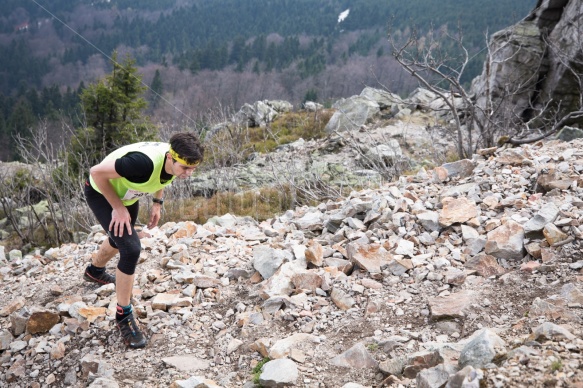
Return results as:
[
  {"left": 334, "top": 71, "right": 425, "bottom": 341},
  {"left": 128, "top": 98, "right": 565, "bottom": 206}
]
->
[
  {"left": 259, "top": 358, "right": 299, "bottom": 387},
  {"left": 523, "top": 203, "right": 560, "bottom": 234},
  {"left": 458, "top": 329, "right": 506, "bottom": 369},
  {"left": 330, "top": 342, "right": 378, "bottom": 369},
  {"left": 162, "top": 355, "right": 211, "bottom": 372}
]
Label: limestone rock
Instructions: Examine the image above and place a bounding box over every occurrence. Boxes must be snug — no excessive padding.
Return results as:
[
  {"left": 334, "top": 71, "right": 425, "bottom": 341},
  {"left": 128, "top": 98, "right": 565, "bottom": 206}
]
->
[
  {"left": 484, "top": 220, "right": 525, "bottom": 260},
  {"left": 325, "top": 96, "right": 380, "bottom": 132},
  {"left": 459, "top": 329, "right": 506, "bottom": 369},
  {"left": 429, "top": 290, "right": 476, "bottom": 319},
  {"left": 523, "top": 202, "right": 559, "bottom": 234},
  {"left": 259, "top": 358, "right": 299, "bottom": 387},
  {"left": 439, "top": 197, "right": 479, "bottom": 227},
  {"left": 346, "top": 242, "right": 387, "bottom": 274},
  {"left": 330, "top": 342, "right": 378, "bottom": 369},
  {"left": 26, "top": 310, "right": 60, "bottom": 334},
  {"left": 162, "top": 355, "right": 211, "bottom": 372}
]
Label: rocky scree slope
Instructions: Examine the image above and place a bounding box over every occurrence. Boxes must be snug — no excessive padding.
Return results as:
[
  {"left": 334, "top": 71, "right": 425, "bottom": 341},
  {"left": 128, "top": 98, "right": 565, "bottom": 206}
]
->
[
  {"left": 1, "top": 139, "right": 583, "bottom": 387},
  {"left": 187, "top": 86, "right": 455, "bottom": 197}
]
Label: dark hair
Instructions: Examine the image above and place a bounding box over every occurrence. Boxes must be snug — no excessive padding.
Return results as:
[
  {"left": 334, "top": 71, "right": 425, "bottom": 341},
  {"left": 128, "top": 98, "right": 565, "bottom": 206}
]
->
[{"left": 169, "top": 132, "right": 204, "bottom": 164}]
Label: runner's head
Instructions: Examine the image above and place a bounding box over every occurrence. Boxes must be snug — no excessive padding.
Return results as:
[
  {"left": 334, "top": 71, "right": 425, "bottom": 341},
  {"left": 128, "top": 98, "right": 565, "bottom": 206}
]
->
[{"left": 169, "top": 132, "right": 204, "bottom": 167}]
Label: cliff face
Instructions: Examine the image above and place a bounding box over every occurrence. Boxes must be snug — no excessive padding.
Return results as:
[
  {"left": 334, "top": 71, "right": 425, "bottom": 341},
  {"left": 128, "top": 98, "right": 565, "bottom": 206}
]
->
[
  {"left": 536, "top": 0, "right": 583, "bottom": 116},
  {"left": 471, "top": 0, "right": 583, "bottom": 131}
]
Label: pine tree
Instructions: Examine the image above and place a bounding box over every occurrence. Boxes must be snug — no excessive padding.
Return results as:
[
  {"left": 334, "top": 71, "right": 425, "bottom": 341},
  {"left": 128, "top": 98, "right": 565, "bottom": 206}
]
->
[
  {"left": 303, "top": 89, "right": 318, "bottom": 103},
  {"left": 149, "top": 69, "right": 163, "bottom": 109},
  {"left": 7, "top": 97, "right": 34, "bottom": 161},
  {"left": 0, "top": 108, "right": 9, "bottom": 161},
  {"left": 66, "top": 52, "right": 159, "bottom": 177}
]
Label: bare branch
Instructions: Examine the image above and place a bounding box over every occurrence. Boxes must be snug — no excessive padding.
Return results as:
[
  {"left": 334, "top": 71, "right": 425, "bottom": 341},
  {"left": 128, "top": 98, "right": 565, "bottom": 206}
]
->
[{"left": 509, "top": 110, "right": 583, "bottom": 145}]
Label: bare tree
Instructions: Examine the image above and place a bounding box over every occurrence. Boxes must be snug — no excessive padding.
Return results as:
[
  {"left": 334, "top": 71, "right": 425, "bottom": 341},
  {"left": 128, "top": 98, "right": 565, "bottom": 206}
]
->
[
  {"left": 268, "top": 145, "right": 347, "bottom": 207},
  {"left": 2, "top": 119, "right": 96, "bottom": 249},
  {"left": 388, "top": 22, "right": 479, "bottom": 158},
  {"left": 388, "top": 15, "right": 583, "bottom": 153}
]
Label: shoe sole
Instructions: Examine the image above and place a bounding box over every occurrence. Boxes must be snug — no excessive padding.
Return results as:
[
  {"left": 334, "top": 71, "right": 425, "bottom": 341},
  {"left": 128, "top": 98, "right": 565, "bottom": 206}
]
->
[{"left": 83, "top": 272, "right": 115, "bottom": 285}]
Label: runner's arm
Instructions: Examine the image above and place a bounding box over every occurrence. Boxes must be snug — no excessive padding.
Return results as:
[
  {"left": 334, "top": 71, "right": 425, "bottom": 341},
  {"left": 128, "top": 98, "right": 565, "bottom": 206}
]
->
[
  {"left": 148, "top": 189, "right": 164, "bottom": 229},
  {"left": 90, "top": 159, "right": 132, "bottom": 237}
]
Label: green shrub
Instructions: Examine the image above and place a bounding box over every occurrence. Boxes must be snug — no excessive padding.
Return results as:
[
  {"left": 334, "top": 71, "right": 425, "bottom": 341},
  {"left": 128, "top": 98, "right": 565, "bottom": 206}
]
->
[
  {"left": 252, "top": 357, "right": 271, "bottom": 385},
  {"left": 550, "top": 359, "right": 563, "bottom": 372}
]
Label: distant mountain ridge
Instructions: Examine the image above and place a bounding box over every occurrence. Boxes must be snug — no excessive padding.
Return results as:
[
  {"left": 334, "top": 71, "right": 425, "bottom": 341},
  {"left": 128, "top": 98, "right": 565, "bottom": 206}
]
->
[{"left": 1, "top": 0, "right": 535, "bottom": 92}]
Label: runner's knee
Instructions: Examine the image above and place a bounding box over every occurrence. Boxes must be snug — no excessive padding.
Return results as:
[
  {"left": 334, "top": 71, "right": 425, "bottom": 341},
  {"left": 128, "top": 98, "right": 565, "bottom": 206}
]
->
[
  {"left": 116, "top": 236, "right": 141, "bottom": 275},
  {"left": 108, "top": 237, "right": 118, "bottom": 249}
]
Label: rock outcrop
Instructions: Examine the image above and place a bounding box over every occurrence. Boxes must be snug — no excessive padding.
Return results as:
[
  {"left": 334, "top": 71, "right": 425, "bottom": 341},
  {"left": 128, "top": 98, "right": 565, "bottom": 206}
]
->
[
  {"left": 471, "top": 0, "right": 583, "bottom": 131},
  {"left": 187, "top": 87, "right": 458, "bottom": 197}
]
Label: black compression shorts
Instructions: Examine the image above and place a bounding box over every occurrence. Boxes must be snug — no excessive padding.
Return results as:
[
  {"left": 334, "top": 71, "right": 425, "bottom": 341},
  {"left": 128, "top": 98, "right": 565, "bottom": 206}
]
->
[{"left": 84, "top": 182, "right": 142, "bottom": 275}]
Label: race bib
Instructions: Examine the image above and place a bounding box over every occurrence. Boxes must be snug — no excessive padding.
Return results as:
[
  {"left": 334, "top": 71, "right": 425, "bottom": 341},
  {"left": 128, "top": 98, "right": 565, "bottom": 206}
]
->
[{"left": 122, "top": 189, "right": 147, "bottom": 201}]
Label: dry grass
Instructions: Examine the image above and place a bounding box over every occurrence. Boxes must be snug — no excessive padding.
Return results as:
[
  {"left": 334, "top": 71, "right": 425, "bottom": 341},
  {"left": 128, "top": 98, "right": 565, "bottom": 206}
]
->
[
  {"left": 247, "top": 109, "right": 333, "bottom": 153},
  {"left": 389, "top": 113, "right": 441, "bottom": 127},
  {"left": 142, "top": 186, "right": 295, "bottom": 226}
]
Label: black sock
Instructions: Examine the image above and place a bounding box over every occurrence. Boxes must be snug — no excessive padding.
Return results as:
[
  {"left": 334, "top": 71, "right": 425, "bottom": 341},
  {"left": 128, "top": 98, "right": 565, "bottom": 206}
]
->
[
  {"left": 116, "top": 304, "right": 133, "bottom": 321},
  {"left": 89, "top": 264, "right": 105, "bottom": 275}
]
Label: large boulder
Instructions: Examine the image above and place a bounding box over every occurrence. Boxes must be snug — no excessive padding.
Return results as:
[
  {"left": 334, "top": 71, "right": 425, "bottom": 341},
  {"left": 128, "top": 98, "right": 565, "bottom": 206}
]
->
[
  {"left": 471, "top": 0, "right": 583, "bottom": 131},
  {"left": 362, "top": 140, "right": 403, "bottom": 168},
  {"left": 407, "top": 88, "right": 439, "bottom": 109},
  {"left": 231, "top": 100, "right": 281, "bottom": 128},
  {"left": 325, "top": 96, "right": 380, "bottom": 132},
  {"left": 265, "top": 100, "right": 293, "bottom": 113},
  {"left": 360, "top": 87, "right": 402, "bottom": 110}
]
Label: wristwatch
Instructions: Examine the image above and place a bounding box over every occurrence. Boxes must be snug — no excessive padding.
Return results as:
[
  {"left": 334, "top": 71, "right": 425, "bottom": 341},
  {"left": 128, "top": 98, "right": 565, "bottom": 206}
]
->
[{"left": 153, "top": 198, "right": 164, "bottom": 205}]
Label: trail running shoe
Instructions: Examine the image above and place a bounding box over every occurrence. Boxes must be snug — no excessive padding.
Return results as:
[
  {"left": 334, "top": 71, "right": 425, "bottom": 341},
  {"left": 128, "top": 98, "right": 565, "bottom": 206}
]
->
[
  {"left": 116, "top": 313, "right": 148, "bottom": 349},
  {"left": 83, "top": 265, "right": 116, "bottom": 285}
]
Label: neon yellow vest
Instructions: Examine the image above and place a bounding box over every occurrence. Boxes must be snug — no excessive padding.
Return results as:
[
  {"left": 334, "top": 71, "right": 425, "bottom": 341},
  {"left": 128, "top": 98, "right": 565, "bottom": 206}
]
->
[{"left": 89, "top": 142, "right": 175, "bottom": 206}]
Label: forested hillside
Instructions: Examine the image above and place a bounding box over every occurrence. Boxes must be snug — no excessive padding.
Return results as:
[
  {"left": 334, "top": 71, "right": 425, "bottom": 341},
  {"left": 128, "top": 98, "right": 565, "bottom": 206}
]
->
[{"left": 0, "top": 0, "right": 535, "bottom": 161}]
